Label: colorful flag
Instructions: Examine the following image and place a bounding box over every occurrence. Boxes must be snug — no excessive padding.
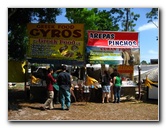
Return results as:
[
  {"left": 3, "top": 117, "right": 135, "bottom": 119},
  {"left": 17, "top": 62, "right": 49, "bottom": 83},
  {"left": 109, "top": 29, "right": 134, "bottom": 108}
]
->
[
  {"left": 144, "top": 76, "right": 158, "bottom": 89},
  {"left": 85, "top": 75, "right": 98, "bottom": 89}
]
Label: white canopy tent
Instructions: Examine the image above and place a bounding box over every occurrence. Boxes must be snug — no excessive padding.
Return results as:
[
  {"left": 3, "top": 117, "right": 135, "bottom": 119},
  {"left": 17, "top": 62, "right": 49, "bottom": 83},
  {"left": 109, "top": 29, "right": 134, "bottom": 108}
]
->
[{"left": 134, "top": 64, "right": 158, "bottom": 82}]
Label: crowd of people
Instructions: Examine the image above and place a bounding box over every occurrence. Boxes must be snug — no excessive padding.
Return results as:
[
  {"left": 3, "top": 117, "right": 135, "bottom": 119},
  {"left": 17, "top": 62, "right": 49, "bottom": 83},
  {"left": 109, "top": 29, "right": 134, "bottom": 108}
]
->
[{"left": 40, "top": 65, "right": 122, "bottom": 111}]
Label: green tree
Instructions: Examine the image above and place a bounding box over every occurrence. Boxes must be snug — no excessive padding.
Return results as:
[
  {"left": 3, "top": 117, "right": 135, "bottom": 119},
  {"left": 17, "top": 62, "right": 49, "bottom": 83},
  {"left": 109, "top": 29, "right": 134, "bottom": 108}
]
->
[
  {"left": 65, "top": 8, "right": 119, "bottom": 43},
  {"left": 141, "top": 60, "right": 147, "bottom": 65},
  {"left": 65, "top": 8, "right": 98, "bottom": 43},
  {"left": 146, "top": 8, "right": 158, "bottom": 28},
  {"left": 146, "top": 8, "right": 158, "bottom": 41},
  {"left": 8, "top": 8, "right": 62, "bottom": 60},
  {"left": 94, "top": 9, "right": 119, "bottom": 31},
  {"left": 110, "top": 8, "right": 140, "bottom": 31}
]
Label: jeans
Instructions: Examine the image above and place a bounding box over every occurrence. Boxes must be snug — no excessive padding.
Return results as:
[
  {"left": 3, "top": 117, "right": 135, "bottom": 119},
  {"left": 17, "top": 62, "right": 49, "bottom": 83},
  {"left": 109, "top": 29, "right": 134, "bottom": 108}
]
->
[
  {"left": 113, "top": 86, "right": 121, "bottom": 103},
  {"left": 59, "top": 88, "right": 71, "bottom": 109}
]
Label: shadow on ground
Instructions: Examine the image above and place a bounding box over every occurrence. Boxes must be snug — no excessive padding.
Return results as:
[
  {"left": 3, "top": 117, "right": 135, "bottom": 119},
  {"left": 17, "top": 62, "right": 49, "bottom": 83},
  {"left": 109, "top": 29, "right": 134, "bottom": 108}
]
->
[{"left": 8, "top": 88, "right": 158, "bottom": 112}]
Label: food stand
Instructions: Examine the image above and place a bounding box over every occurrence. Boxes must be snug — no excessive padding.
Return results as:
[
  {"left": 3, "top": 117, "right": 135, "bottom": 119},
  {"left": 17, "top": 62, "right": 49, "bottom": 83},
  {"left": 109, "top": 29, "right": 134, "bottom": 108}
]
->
[
  {"left": 86, "top": 30, "right": 140, "bottom": 101},
  {"left": 26, "top": 23, "right": 85, "bottom": 101}
]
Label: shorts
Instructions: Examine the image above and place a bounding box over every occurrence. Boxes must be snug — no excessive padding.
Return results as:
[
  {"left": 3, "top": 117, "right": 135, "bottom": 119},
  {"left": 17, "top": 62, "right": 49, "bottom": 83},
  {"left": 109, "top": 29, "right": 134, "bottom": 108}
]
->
[{"left": 102, "top": 85, "right": 111, "bottom": 93}]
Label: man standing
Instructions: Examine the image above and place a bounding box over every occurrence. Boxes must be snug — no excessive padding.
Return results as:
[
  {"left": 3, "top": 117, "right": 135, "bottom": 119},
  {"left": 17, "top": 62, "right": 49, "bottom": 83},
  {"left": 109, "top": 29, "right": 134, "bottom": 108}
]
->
[{"left": 57, "top": 65, "right": 71, "bottom": 110}]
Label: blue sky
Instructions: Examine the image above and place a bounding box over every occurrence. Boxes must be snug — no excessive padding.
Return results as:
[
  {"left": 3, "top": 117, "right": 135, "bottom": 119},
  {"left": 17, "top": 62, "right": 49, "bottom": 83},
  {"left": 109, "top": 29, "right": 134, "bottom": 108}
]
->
[{"left": 56, "top": 8, "right": 159, "bottom": 63}]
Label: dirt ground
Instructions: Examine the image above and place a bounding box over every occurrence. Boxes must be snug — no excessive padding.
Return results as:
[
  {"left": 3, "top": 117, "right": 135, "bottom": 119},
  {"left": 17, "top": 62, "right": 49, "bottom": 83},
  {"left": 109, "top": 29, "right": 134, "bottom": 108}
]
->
[{"left": 8, "top": 85, "right": 159, "bottom": 121}]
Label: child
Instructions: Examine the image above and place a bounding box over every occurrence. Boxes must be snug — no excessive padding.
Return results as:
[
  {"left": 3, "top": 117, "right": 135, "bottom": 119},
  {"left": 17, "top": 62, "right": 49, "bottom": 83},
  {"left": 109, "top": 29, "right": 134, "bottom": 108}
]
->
[{"left": 82, "top": 84, "right": 91, "bottom": 104}]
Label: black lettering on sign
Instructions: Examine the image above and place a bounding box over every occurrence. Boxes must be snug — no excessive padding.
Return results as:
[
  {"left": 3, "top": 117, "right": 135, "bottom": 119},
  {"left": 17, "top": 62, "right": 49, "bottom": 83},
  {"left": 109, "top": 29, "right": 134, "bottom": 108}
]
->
[
  {"left": 51, "top": 30, "right": 61, "bottom": 37},
  {"left": 40, "top": 29, "right": 50, "bottom": 37},
  {"left": 62, "top": 30, "right": 72, "bottom": 38},
  {"left": 73, "top": 30, "right": 81, "bottom": 38},
  {"left": 30, "top": 29, "right": 40, "bottom": 36},
  {"left": 29, "top": 29, "right": 82, "bottom": 38},
  {"left": 58, "top": 25, "right": 75, "bottom": 29}
]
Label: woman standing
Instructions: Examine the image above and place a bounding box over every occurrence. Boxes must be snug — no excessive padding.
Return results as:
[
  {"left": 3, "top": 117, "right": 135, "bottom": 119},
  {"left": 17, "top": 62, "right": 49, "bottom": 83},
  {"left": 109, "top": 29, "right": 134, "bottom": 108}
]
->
[
  {"left": 113, "top": 72, "right": 122, "bottom": 103},
  {"left": 41, "top": 68, "right": 56, "bottom": 110},
  {"left": 101, "top": 70, "right": 112, "bottom": 103}
]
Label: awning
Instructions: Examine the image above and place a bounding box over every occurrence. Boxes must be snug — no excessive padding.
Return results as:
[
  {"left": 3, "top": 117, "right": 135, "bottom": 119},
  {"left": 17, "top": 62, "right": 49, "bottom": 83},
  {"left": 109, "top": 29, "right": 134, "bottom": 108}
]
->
[{"left": 27, "top": 58, "right": 85, "bottom": 66}]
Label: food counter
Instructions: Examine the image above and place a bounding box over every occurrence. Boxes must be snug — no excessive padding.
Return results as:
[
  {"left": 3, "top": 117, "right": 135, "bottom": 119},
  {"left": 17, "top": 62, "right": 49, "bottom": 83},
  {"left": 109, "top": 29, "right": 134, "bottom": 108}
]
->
[{"left": 120, "top": 81, "right": 137, "bottom": 100}]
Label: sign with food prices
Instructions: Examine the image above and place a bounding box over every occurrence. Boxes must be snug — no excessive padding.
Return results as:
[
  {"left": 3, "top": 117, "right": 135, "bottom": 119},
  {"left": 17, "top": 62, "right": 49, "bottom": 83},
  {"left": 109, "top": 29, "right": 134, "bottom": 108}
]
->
[
  {"left": 89, "top": 51, "right": 122, "bottom": 60},
  {"left": 86, "top": 46, "right": 140, "bottom": 65},
  {"left": 117, "top": 65, "right": 134, "bottom": 73},
  {"left": 27, "top": 23, "right": 84, "bottom": 61},
  {"left": 87, "top": 30, "right": 139, "bottom": 48},
  {"left": 117, "top": 65, "right": 136, "bottom": 86},
  {"left": 88, "top": 60, "right": 123, "bottom": 65},
  {"left": 27, "top": 38, "right": 84, "bottom": 60},
  {"left": 86, "top": 46, "right": 123, "bottom": 64}
]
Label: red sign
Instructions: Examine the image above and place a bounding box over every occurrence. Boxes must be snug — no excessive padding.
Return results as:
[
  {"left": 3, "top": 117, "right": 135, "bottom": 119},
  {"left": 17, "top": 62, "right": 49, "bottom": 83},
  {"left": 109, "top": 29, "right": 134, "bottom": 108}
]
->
[{"left": 87, "top": 30, "right": 139, "bottom": 48}]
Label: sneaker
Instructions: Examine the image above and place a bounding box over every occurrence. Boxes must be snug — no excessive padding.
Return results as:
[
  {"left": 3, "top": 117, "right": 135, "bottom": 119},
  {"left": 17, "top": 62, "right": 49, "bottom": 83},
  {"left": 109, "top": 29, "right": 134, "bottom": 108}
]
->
[
  {"left": 49, "top": 107, "right": 54, "bottom": 110},
  {"left": 66, "top": 107, "right": 70, "bottom": 110},
  {"left": 40, "top": 106, "right": 46, "bottom": 110}
]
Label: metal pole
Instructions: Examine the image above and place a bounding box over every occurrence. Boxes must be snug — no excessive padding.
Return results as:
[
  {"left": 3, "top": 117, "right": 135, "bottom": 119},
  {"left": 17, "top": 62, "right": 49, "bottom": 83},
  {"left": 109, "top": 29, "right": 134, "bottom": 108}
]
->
[
  {"left": 138, "top": 66, "right": 141, "bottom": 100},
  {"left": 24, "top": 64, "right": 28, "bottom": 99}
]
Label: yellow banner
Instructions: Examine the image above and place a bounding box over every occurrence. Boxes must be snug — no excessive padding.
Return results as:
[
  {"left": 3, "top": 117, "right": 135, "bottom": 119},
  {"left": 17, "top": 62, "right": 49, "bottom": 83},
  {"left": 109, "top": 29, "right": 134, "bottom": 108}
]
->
[
  {"left": 27, "top": 23, "right": 84, "bottom": 40},
  {"left": 8, "top": 60, "right": 26, "bottom": 82},
  {"left": 27, "top": 38, "right": 84, "bottom": 61}
]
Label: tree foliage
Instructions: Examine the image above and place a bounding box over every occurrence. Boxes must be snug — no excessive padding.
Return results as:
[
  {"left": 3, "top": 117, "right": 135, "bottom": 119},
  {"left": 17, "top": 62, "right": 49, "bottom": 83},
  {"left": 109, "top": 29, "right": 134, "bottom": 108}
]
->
[
  {"left": 65, "top": 8, "right": 98, "bottom": 43},
  {"left": 146, "top": 8, "right": 158, "bottom": 28},
  {"left": 110, "top": 8, "right": 140, "bottom": 31},
  {"left": 146, "top": 8, "right": 159, "bottom": 41},
  {"left": 95, "top": 9, "right": 119, "bottom": 31},
  {"left": 8, "top": 8, "right": 62, "bottom": 60},
  {"left": 65, "top": 8, "right": 119, "bottom": 43},
  {"left": 141, "top": 60, "right": 148, "bottom": 65}
]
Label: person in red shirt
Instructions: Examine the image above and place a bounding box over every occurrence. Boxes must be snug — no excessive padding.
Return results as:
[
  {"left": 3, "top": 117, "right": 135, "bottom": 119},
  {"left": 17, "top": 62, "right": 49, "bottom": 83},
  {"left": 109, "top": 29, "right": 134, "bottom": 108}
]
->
[{"left": 41, "top": 68, "right": 56, "bottom": 110}]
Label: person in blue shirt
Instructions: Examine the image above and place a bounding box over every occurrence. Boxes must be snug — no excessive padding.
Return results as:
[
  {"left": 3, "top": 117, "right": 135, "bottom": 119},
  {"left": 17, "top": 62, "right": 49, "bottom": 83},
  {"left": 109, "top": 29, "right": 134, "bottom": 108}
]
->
[{"left": 57, "top": 65, "right": 71, "bottom": 110}]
